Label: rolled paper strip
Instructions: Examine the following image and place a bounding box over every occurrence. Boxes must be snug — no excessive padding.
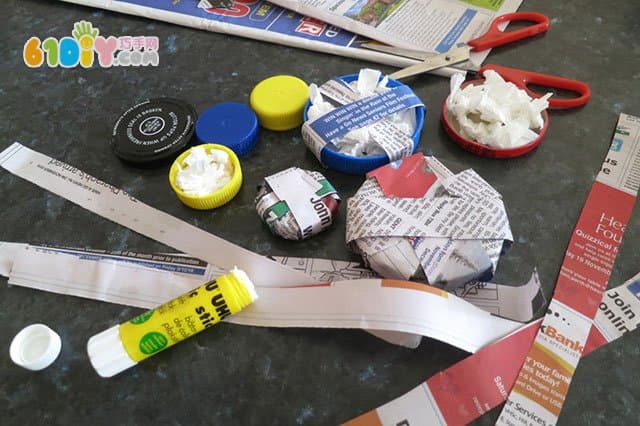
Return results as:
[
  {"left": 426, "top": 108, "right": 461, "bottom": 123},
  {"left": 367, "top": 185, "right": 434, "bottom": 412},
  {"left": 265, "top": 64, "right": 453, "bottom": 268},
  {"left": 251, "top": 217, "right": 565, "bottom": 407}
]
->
[{"left": 256, "top": 167, "right": 340, "bottom": 241}]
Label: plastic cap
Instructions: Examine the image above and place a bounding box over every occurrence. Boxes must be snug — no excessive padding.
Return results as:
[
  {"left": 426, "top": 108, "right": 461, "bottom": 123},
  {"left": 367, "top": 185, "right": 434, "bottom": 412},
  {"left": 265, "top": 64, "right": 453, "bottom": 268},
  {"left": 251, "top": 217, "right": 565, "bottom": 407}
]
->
[
  {"left": 441, "top": 79, "right": 548, "bottom": 158},
  {"left": 111, "top": 98, "right": 197, "bottom": 165},
  {"left": 10, "top": 323, "right": 62, "bottom": 371},
  {"left": 250, "top": 75, "right": 309, "bottom": 131},
  {"left": 195, "top": 102, "right": 259, "bottom": 157},
  {"left": 87, "top": 325, "right": 137, "bottom": 378},
  {"left": 303, "top": 73, "right": 425, "bottom": 175},
  {"left": 169, "top": 144, "right": 243, "bottom": 210}
]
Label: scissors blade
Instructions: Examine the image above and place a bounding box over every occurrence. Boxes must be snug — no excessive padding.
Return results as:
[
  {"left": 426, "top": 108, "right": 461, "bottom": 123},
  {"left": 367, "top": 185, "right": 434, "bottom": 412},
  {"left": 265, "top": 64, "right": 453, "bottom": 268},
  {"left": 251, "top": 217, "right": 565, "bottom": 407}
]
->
[
  {"left": 388, "top": 46, "right": 472, "bottom": 80},
  {"left": 361, "top": 43, "right": 479, "bottom": 72}
]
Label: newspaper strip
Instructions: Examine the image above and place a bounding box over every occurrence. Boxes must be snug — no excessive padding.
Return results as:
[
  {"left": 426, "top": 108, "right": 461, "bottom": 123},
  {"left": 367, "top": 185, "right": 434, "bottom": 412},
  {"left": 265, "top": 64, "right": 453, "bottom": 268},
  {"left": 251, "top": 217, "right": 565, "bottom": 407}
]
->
[
  {"left": 58, "top": 0, "right": 459, "bottom": 77},
  {"left": 5, "top": 245, "right": 523, "bottom": 353},
  {"left": 303, "top": 82, "right": 422, "bottom": 162},
  {"left": 261, "top": 167, "right": 340, "bottom": 239},
  {"left": 344, "top": 272, "right": 640, "bottom": 426},
  {"left": 0, "top": 243, "right": 544, "bottom": 324},
  {"left": 0, "top": 143, "right": 316, "bottom": 288},
  {"left": 263, "top": 0, "right": 522, "bottom": 60},
  {"left": 347, "top": 155, "right": 513, "bottom": 289},
  {"left": 496, "top": 113, "right": 640, "bottom": 425}
]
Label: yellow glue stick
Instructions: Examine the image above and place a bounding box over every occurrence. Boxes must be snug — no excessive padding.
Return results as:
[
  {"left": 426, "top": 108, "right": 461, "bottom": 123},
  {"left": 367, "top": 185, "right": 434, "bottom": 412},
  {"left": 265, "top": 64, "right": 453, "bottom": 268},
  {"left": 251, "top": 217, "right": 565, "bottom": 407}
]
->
[{"left": 87, "top": 268, "right": 258, "bottom": 378}]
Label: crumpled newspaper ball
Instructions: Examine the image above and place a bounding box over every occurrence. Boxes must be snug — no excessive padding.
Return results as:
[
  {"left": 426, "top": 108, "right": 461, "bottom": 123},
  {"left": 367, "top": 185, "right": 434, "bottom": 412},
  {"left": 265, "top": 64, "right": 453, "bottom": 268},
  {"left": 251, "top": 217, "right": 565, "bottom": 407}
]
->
[
  {"left": 346, "top": 155, "right": 513, "bottom": 290},
  {"left": 256, "top": 168, "right": 340, "bottom": 241}
]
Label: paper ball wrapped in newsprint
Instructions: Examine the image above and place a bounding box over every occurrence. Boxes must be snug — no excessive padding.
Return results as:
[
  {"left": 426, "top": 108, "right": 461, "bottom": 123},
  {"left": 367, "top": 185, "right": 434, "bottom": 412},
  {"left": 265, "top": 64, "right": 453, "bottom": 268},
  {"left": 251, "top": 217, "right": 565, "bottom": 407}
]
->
[{"left": 346, "top": 154, "right": 513, "bottom": 290}]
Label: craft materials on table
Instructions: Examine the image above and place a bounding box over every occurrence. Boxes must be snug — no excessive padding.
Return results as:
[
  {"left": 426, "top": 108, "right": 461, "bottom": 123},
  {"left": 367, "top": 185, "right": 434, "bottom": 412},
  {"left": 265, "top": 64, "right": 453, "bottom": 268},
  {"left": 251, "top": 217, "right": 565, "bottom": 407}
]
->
[
  {"left": 1, "top": 1, "right": 636, "bottom": 422},
  {"left": 256, "top": 167, "right": 340, "bottom": 241},
  {"left": 344, "top": 112, "right": 640, "bottom": 425},
  {"left": 0, "top": 143, "right": 316, "bottom": 287},
  {"left": 0, "top": 243, "right": 546, "bottom": 328},
  {"left": 441, "top": 64, "right": 590, "bottom": 157},
  {"left": 347, "top": 153, "right": 512, "bottom": 290},
  {"left": 87, "top": 268, "right": 258, "bottom": 377},
  {"left": 344, "top": 272, "right": 640, "bottom": 426},
  {"left": 303, "top": 69, "right": 425, "bottom": 174},
  {"left": 444, "top": 70, "right": 551, "bottom": 150},
  {"left": 169, "top": 144, "right": 243, "bottom": 209}
]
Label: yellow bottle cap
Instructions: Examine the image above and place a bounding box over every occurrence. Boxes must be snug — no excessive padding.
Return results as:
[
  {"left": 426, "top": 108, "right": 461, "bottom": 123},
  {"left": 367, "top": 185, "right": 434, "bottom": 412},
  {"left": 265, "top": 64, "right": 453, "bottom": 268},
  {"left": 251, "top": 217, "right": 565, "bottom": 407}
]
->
[
  {"left": 169, "top": 144, "right": 243, "bottom": 210},
  {"left": 250, "top": 75, "right": 309, "bottom": 131}
]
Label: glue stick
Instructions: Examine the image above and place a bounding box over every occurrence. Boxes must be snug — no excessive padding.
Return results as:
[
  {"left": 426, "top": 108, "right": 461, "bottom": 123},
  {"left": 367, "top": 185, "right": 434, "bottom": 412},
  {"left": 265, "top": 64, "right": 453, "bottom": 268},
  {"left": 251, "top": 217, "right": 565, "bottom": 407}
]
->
[{"left": 87, "top": 268, "right": 258, "bottom": 378}]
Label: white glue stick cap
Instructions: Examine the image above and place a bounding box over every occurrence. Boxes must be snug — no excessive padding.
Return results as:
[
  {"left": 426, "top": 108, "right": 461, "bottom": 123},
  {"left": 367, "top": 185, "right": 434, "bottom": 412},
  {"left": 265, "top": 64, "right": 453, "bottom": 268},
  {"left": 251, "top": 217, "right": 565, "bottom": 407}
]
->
[
  {"left": 87, "top": 325, "right": 137, "bottom": 378},
  {"left": 10, "top": 323, "right": 62, "bottom": 371}
]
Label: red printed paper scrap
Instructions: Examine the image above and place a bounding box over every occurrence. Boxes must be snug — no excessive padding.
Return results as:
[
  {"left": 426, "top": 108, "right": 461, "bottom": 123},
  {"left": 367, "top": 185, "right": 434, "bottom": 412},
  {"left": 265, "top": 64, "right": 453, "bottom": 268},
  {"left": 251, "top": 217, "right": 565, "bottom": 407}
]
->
[
  {"left": 497, "top": 113, "right": 640, "bottom": 426},
  {"left": 343, "top": 272, "right": 640, "bottom": 426},
  {"left": 368, "top": 153, "right": 438, "bottom": 198},
  {"left": 343, "top": 113, "right": 640, "bottom": 426}
]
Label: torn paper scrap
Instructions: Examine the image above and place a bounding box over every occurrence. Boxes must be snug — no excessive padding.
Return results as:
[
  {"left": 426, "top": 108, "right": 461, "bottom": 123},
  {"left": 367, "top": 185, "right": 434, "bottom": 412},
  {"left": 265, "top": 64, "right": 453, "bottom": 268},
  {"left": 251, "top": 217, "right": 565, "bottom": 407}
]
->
[
  {"left": 303, "top": 69, "right": 422, "bottom": 161},
  {"left": 344, "top": 272, "right": 640, "bottom": 426},
  {"left": 445, "top": 70, "right": 551, "bottom": 149}
]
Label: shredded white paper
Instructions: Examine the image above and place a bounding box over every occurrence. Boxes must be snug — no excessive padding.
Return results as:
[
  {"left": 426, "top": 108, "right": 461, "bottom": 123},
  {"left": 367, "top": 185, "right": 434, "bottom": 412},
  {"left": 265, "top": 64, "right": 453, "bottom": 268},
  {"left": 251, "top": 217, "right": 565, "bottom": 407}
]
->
[
  {"left": 175, "top": 146, "right": 233, "bottom": 196},
  {"left": 446, "top": 70, "right": 552, "bottom": 149},
  {"left": 307, "top": 69, "right": 416, "bottom": 157}
]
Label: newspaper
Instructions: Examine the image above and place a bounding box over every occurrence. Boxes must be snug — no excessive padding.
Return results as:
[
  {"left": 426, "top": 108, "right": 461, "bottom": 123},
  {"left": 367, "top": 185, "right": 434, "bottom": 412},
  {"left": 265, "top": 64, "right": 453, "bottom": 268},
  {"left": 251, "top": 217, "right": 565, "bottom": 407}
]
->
[
  {"left": 58, "top": 0, "right": 456, "bottom": 76},
  {"left": 343, "top": 272, "right": 640, "bottom": 426},
  {"left": 4, "top": 244, "right": 524, "bottom": 353},
  {"left": 260, "top": 0, "right": 523, "bottom": 63},
  {"left": 496, "top": 113, "right": 640, "bottom": 425},
  {"left": 257, "top": 167, "right": 340, "bottom": 240},
  {"left": 347, "top": 154, "right": 513, "bottom": 289},
  {"left": 0, "top": 143, "right": 316, "bottom": 288},
  {"left": 0, "top": 242, "right": 544, "bottom": 325}
]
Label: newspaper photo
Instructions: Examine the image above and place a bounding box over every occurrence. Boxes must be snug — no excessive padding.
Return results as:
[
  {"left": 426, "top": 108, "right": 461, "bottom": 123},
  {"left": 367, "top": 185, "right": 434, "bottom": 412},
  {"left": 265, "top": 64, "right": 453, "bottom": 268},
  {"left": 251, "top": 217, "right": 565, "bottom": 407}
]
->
[
  {"left": 58, "top": 0, "right": 456, "bottom": 75},
  {"left": 260, "top": 0, "right": 523, "bottom": 64}
]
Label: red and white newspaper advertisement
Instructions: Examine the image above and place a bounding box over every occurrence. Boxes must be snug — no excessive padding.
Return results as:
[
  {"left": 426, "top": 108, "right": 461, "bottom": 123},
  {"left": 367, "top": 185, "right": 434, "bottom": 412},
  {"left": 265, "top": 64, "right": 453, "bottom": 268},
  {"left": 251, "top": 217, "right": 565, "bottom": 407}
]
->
[
  {"left": 344, "top": 113, "right": 640, "bottom": 425},
  {"left": 496, "top": 113, "right": 640, "bottom": 425}
]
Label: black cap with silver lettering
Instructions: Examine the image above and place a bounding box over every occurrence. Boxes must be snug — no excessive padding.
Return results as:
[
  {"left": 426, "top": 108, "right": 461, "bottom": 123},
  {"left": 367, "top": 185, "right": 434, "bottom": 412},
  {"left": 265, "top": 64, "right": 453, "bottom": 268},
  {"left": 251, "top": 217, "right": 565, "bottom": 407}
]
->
[{"left": 111, "top": 98, "right": 197, "bottom": 165}]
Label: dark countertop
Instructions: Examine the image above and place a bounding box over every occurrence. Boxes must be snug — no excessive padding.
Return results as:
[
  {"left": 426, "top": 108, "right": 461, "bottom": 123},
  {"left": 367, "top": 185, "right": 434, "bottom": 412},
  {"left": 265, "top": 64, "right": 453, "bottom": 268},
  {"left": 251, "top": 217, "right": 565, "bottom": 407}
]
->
[{"left": 1, "top": 0, "right": 638, "bottom": 425}]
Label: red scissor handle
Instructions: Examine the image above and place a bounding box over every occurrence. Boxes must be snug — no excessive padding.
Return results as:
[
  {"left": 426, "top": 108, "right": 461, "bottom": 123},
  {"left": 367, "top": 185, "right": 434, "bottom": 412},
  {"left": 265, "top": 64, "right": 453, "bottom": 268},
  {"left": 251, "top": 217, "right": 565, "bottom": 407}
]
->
[
  {"left": 468, "top": 12, "right": 550, "bottom": 51},
  {"left": 480, "top": 64, "right": 591, "bottom": 109}
]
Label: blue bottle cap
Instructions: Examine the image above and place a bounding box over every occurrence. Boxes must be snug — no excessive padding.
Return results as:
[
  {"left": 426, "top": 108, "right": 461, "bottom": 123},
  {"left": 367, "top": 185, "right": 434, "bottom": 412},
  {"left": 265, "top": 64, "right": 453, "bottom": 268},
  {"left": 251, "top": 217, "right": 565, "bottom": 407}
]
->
[
  {"left": 195, "top": 102, "right": 259, "bottom": 157},
  {"left": 303, "top": 74, "right": 425, "bottom": 175}
]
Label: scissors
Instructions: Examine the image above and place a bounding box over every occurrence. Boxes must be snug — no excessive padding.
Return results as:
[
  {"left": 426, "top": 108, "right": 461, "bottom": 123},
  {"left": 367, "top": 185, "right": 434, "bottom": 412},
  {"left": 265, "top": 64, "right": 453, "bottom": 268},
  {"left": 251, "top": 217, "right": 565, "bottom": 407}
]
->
[{"left": 363, "top": 12, "right": 591, "bottom": 109}]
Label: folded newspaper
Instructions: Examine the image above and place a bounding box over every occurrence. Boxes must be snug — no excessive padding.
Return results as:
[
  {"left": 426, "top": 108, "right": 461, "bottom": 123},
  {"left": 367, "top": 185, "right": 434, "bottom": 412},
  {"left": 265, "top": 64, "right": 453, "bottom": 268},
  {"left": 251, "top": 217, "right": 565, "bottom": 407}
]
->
[
  {"left": 58, "top": 0, "right": 520, "bottom": 76},
  {"left": 249, "top": 0, "right": 523, "bottom": 63},
  {"left": 347, "top": 154, "right": 513, "bottom": 289}
]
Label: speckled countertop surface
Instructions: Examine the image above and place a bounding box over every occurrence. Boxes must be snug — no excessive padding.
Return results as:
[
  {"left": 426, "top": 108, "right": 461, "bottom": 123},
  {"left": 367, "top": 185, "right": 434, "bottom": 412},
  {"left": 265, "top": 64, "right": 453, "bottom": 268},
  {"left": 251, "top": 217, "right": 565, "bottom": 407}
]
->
[{"left": 1, "top": 0, "right": 638, "bottom": 425}]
